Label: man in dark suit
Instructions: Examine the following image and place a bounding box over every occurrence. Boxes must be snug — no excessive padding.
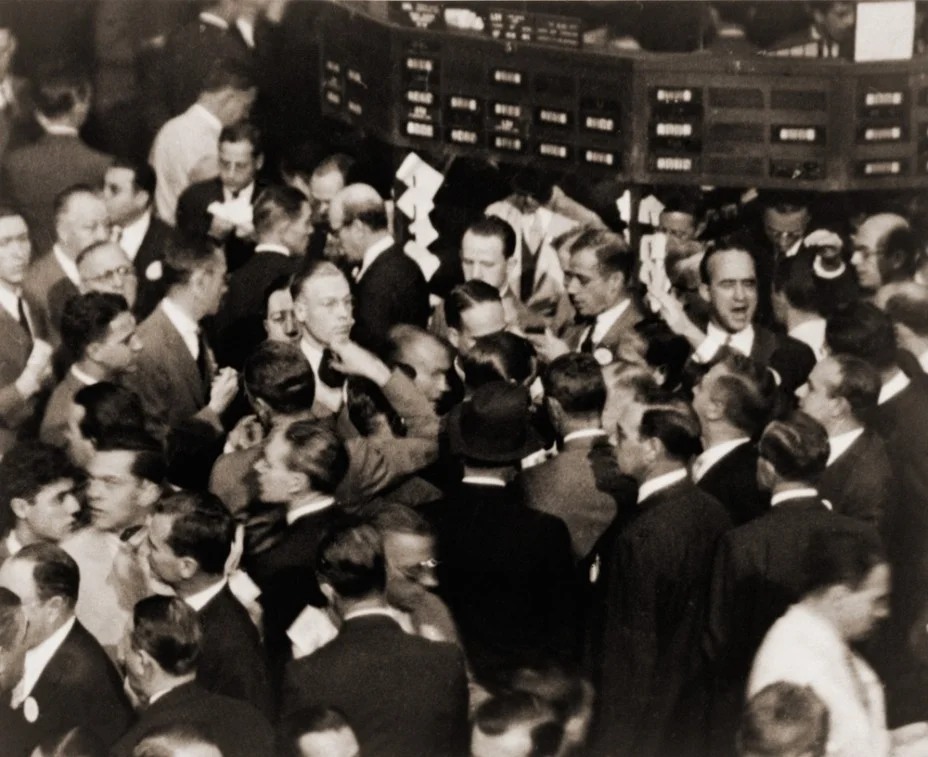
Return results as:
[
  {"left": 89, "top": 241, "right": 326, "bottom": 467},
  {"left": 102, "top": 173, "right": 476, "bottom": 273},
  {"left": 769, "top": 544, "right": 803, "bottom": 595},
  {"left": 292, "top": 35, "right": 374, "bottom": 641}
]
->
[
  {"left": 112, "top": 596, "right": 274, "bottom": 757},
  {"left": 432, "top": 382, "right": 576, "bottom": 685},
  {"left": 329, "top": 183, "right": 430, "bottom": 352},
  {"left": 0, "top": 208, "right": 53, "bottom": 453},
  {"left": 883, "top": 281, "right": 928, "bottom": 378},
  {"left": 23, "top": 186, "right": 111, "bottom": 349},
  {"left": 145, "top": 490, "right": 272, "bottom": 717},
  {"left": 3, "top": 72, "right": 112, "bottom": 253},
  {"left": 0, "top": 544, "right": 132, "bottom": 757},
  {"left": 798, "top": 354, "right": 895, "bottom": 528},
  {"left": 102, "top": 159, "right": 173, "bottom": 320},
  {"left": 176, "top": 121, "right": 263, "bottom": 273},
  {"left": 214, "top": 184, "right": 309, "bottom": 368},
  {"left": 282, "top": 520, "right": 470, "bottom": 757},
  {"left": 594, "top": 401, "right": 731, "bottom": 757},
  {"left": 692, "top": 351, "right": 776, "bottom": 525},
  {"left": 519, "top": 353, "right": 618, "bottom": 561},
  {"left": 704, "top": 411, "right": 872, "bottom": 756}
]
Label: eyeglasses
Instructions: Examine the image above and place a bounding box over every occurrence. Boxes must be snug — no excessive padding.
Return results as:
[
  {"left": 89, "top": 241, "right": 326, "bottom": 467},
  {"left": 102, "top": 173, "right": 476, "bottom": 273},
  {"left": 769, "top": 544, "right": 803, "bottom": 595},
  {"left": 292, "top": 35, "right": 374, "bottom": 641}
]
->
[{"left": 84, "top": 266, "right": 135, "bottom": 285}]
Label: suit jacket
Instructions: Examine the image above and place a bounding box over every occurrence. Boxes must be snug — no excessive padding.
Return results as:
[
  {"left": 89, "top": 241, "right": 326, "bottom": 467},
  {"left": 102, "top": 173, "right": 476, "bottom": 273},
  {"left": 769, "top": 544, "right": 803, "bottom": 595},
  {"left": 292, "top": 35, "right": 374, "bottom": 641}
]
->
[
  {"left": 175, "top": 177, "right": 258, "bottom": 272},
  {"left": 39, "top": 369, "right": 88, "bottom": 448},
  {"left": 196, "top": 584, "right": 273, "bottom": 718},
  {"left": 282, "top": 614, "right": 469, "bottom": 757},
  {"left": 0, "top": 304, "right": 40, "bottom": 454},
  {"left": 563, "top": 299, "right": 647, "bottom": 365},
  {"left": 22, "top": 252, "right": 80, "bottom": 349},
  {"left": 518, "top": 432, "right": 618, "bottom": 560},
  {"left": 593, "top": 479, "right": 731, "bottom": 757},
  {"left": 750, "top": 325, "right": 816, "bottom": 395},
  {"left": 817, "top": 429, "right": 895, "bottom": 529},
  {"left": 429, "top": 482, "right": 577, "bottom": 683},
  {"left": 0, "top": 620, "right": 133, "bottom": 757},
  {"left": 214, "top": 249, "right": 300, "bottom": 368},
  {"left": 696, "top": 442, "right": 768, "bottom": 526},
  {"left": 0, "top": 77, "right": 38, "bottom": 167},
  {"left": 110, "top": 681, "right": 274, "bottom": 757},
  {"left": 352, "top": 244, "right": 431, "bottom": 352},
  {"left": 132, "top": 214, "right": 173, "bottom": 320},
  {"left": 3, "top": 133, "right": 112, "bottom": 252}
]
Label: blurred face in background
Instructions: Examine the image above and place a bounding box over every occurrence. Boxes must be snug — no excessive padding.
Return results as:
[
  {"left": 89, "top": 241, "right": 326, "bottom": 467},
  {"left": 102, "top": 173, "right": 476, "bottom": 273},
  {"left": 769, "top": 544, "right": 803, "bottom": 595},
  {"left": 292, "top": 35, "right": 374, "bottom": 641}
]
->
[
  {"left": 763, "top": 206, "right": 809, "bottom": 258},
  {"left": 265, "top": 288, "right": 301, "bottom": 344},
  {"left": 0, "top": 214, "right": 31, "bottom": 290}
]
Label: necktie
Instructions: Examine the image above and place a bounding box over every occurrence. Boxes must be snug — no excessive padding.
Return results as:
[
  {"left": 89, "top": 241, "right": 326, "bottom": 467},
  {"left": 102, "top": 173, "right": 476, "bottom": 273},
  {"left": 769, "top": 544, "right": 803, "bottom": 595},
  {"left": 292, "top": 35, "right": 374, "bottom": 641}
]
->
[
  {"left": 196, "top": 331, "right": 213, "bottom": 386},
  {"left": 318, "top": 349, "right": 347, "bottom": 389},
  {"left": 16, "top": 297, "right": 32, "bottom": 342},
  {"left": 580, "top": 326, "right": 596, "bottom": 354}
]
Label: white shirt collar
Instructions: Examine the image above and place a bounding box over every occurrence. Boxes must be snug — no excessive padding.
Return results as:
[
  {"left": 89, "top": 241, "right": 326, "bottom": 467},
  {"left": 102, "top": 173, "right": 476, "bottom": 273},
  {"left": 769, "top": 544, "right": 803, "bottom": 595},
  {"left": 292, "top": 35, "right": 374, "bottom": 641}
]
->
[
  {"left": 692, "top": 437, "right": 750, "bottom": 483},
  {"left": 827, "top": 428, "right": 865, "bottom": 466},
  {"left": 160, "top": 298, "right": 200, "bottom": 360},
  {"left": 235, "top": 18, "right": 255, "bottom": 48},
  {"left": 461, "top": 475, "right": 507, "bottom": 488},
  {"left": 116, "top": 210, "right": 152, "bottom": 261},
  {"left": 0, "top": 282, "right": 22, "bottom": 323},
  {"left": 184, "top": 578, "right": 228, "bottom": 612},
  {"left": 300, "top": 337, "right": 323, "bottom": 371},
  {"left": 53, "top": 245, "right": 81, "bottom": 286},
  {"left": 6, "top": 530, "right": 22, "bottom": 557},
  {"left": 879, "top": 371, "right": 911, "bottom": 405},
  {"left": 223, "top": 181, "right": 254, "bottom": 205},
  {"left": 563, "top": 428, "right": 607, "bottom": 444},
  {"left": 789, "top": 319, "right": 827, "bottom": 361},
  {"left": 191, "top": 103, "right": 223, "bottom": 132},
  {"left": 357, "top": 235, "right": 394, "bottom": 281},
  {"left": 771, "top": 488, "right": 821, "bottom": 507},
  {"left": 147, "top": 679, "right": 192, "bottom": 707},
  {"left": 286, "top": 496, "right": 337, "bottom": 525},
  {"left": 920, "top": 350, "right": 928, "bottom": 373},
  {"left": 14, "top": 616, "right": 76, "bottom": 705},
  {"left": 42, "top": 124, "right": 80, "bottom": 137},
  {"left": 254, "top": 242, "right": 291, "bottom": 256},
  {"left": 343, "top": 607, "right": 397, "bottom": 622},
  {"left": 70, "top": 364, "right": 99, "bottom": 387},
  {"left": 590, "top": 298, "right": 631, "bottom": 344},
  {"left": 199, "top": 11, "right": 229, "bottom": 29},
  {"left": 637, "top": 467, "right": 688, "bottom": 504},
  {"left": 694, "top": 322, "right": 755, "bottom": 363}
]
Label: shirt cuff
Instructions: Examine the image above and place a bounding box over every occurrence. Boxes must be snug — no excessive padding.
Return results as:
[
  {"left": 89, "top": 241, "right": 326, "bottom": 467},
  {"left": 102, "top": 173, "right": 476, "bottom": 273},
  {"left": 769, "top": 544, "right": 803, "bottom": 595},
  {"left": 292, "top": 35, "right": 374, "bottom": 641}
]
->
[{"left": 693, "top": 334, "right": 724, "bottom": 364}]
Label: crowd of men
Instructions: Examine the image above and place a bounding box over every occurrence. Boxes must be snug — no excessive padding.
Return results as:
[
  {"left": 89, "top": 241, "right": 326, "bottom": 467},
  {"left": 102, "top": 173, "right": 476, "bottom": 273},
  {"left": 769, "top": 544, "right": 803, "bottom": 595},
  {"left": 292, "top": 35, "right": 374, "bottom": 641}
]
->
[{"left": 2, "top": 2, "right": 928, "bottom": 757}]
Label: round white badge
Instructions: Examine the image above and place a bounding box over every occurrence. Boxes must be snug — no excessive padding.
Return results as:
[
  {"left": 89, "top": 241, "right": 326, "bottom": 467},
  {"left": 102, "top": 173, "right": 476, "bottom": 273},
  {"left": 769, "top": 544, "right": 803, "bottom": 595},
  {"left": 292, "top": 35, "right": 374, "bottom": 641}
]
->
[
  {"left": 593, "top": 348, "right": 613, "bottom": 366},
  {"left": 23, "top": 696, "right": 38, "bottom": 723},
  {"left": 145, "top": 261, "right": 163, "bottom": 281}
]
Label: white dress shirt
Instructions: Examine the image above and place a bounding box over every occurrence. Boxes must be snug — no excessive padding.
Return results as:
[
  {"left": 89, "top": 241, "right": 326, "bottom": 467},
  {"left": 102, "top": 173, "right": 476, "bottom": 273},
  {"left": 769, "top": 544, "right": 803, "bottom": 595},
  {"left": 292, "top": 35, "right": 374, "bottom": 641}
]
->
[
  {"left": 300, "top": 338, "right": 344, "bottom": 414},
  {"left": 42, "top": 124, "right": 80, "bottom": 137},
  {"left": 286, "top": 496, "right": 337, "bottom": 526},
  {"left": 637, "top": 467, "right": 688, "bottom": 504},
  {"left": 53, "top": 245, "right": 81, "bottom": 286},
  {"left": 356, "top": 235, "right": 395, "bottom": 281},
  {"left": 184, "top": 578, "right": 228, "bottom": 612},
  {"left": 692, "top": 437, "right": 750, "bottom": 483},
  {"left": 116, "top": 210, "right": 151, "bottom": 262},
  {"left": 789, "top": 318, "right": 827, "bottom": 361},
  {"left": 748, "top": 603, "right": 890, "bottom": 757},
  {"left": 828, "top": 428, "right": 865, "bottom": 466},
  {"left": 160, "top": 299, "right": 201, "bottom": 360},
  {"left": 0, "top": 281, "right": 30, "bottom": 330},
  {"left": 69, "top": 364, "right": 99, "bottom": 388},
  {"left": 581, "top": 298, "right": 632, "bottom": 347},
  {"left": 12, "top": 616, "right": 76, "bottom": 707},
  {"left": 879, "top": 371, "right": 911, "bottom": 406},
  {"left": 694, "top": 322, "right": 755, "bottom": 363}
]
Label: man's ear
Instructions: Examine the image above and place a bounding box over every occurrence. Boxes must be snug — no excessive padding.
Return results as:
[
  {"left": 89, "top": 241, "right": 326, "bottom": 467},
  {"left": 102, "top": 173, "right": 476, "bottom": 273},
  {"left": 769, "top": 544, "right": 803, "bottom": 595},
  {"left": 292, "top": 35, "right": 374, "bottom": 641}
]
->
[
  {"left": 699, "top": 281, "right": 711, "bottom": 303},
  {"left": 320, "top": 582, "right": 336, "bottom": 606},
  {"left": 447, "top": 328, "right": 461, "bottom": 351},
  {"left": 9, "top": 497, "right": 28, "bottom": 521},
  {"left": 546, "top": 396, "right": 566, "bottom": 430},
  {"left": 255, "top": 154, "right": 265, "bottom": 173},
  {"left": 137, "top": 480, "right": 162, "bottom": 510},
  {"left": 178, "top": 556, "right": 200, "bottom": 581}
]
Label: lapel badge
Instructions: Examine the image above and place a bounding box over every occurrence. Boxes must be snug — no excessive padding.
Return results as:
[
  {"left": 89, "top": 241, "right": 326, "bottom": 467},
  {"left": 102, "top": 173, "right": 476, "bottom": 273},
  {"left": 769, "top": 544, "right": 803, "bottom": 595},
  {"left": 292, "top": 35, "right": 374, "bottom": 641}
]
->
[{"left": 23, "top": 696, "right": 39, "bottom": 723}]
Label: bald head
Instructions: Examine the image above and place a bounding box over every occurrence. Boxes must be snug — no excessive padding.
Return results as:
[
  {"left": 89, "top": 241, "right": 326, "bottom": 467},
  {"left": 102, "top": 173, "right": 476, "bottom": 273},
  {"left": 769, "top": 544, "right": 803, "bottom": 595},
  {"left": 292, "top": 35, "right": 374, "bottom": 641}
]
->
[
  {"left": 852, "top": 213, "right": 918, "bottom": 294},
  {"left": 329, "top": 184, "right": 389, "bottom": 264},
  {"left": 77, "top": 241, "right": 138, "bottom": 308}
]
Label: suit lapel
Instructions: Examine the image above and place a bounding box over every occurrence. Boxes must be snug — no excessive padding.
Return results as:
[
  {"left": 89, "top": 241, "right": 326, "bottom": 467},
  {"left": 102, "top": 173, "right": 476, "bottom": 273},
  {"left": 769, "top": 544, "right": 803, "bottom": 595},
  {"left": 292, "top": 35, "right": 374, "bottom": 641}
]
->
[
  {"left": 152, "top": 309, "right": 207, "bottom": 403},
  {"left": 598, "top": 301, "right": 643, "bottom": 352},
  {"left": 750, "top": 327, "right": 777, "bottom": 365},
  {"left": 0, "top": 305, "right": 30, "bottom": 355}
]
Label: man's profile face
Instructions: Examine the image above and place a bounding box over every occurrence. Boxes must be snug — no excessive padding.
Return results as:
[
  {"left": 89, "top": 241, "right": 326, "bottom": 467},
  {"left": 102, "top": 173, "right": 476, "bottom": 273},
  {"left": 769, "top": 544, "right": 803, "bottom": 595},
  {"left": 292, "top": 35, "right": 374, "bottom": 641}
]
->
[
  {"left": 461, "top": 231, "right": 509, "bottom": 292},
  {"left": 564, "top": 247, "right": 623, "bottom": 318},
  {"left": 797, "top": 358, "right": 841, "bottom": 428},
  {"left": 399, "top": 340, "right": 451, "bottom": 406},
  {"left": 265, "top": 288, "right": 301, "bottom": 344},
  {"left": 702, "top": 249, "right": 758, "bottom": 334},
  {"left": 253, "top": 428, "right": 300, "bottom": 504},
  {"left": 763, "top": 207, "right": 809, "bottom": 258},
  {"left": 85, "top": 449, "right": 148, "bottom": 534},
  {"left": 838, "top": 562, "right": 891, "bottom": 641},
  {"left": 18, "top": 479, "right": 80, "bottom": 544},
  {"left": 218, "top": 139, "right": 261, "bottom": 194},
  {"left": 146, "top": 514, "right": 185, "bottom": 586},
  {"left": 454, "top": 301, "right": 506, "bottom": 353},
  {"left": 383, "top": 530, "right": 438, "bottom": 607},
  {"left": 309, "top": 170, "right": 345, "bottom": 225},
  {"left": 92, "top": 311, "right": 143, "bottom": 376},
  {"left": 851, "top": 217, "right": 892, "bottom": 293},
  {"left": 59, "top": 193, "right": 110, "bottom": 256},
  {"left": 816, "top": 1, "right": 856, "bottom": 43},
  {"left": 0, "top": 214, "right": 31, "bottom": 289},
  {"left": 0, "top": 559, "right": 52, "bottom": 649},
  {"left": 103, "top": 167, "right": 146, "bottom": 227}
]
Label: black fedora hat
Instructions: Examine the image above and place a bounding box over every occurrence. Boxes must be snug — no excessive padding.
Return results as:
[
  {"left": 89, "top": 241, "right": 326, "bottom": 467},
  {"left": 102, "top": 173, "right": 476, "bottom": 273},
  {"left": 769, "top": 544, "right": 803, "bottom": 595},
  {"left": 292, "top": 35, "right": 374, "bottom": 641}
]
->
[{"left": 447, "top": 381, "right": 544, "bottom": 464}]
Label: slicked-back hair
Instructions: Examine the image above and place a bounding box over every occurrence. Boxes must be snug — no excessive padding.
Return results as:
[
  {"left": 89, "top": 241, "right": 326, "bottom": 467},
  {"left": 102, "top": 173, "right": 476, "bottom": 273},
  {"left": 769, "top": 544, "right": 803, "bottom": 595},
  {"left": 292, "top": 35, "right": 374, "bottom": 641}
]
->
[
  {"left": 54, "top": 184, "right": 98, "bottom": 227},
  {"left": 543, "top": 353, "right": 607, "bottom": 417},
  {"left": 467, "top": 216, "right": 517, "bottom": 260},
  {"left": 363, "top": 501, "right": 433, "bottom": 538},
  {"left": 566, "top": 229, "right": 633, "bottom": 281},
  {"left": 277, "top": 707, "right": 355, "bottom": 757},
  {"left": 35, "top": 70, "right": 90, "bottom": 119},
  {"left": 200, "top": 58, "right": 254, "bottom": 95},
  {"left": 133, "top": 723, "right": 219, "bottom": 757},
  {"left": 74, "top": 382, "right": 147, "bottom": 443},
  {"left": 15, "top": 543, "right": 80, "bottom": 609},
  {"left": 804, "top": 528, "right": 887, "bottom": 596},
  {"left": 289, "top": 259, "right": 344, "bottom": 302},
  {"left": 708, "top": 352, "right": 776, "bottom": 439},
  {"left": 111, "top": 157, "right": 156, "bottom": 199},
  {"left": 0, "top": 586, "right": 22, "bottom": 650},
  {"left": 96, "top": 429, "right": 167, "bottom": 487},
  {"left": 219, "top": 121, "right": 262, "bottom": 155},
  {"left": 59, "top": 292, "right": 129, "bottom": 360},
  {"left": 253, "top": 185, "right": 308, "bottom": 237},
  {"left": 461, "top": 331, "right": 537, "bottom": 389},
  {"left": 826, "top": 302, "right": 898, "bottom": 371},
  {"left": 758, "top": 410, "right": 830, "bottom": 482},
  {"left": 162, "top": 240, "right": 221, "bottom": 291},
  {"left": 829, "top": 355, "right": 881, "bottom": 420},
  {"left": 316, "top": 521, "right": 386, "bottom": 599},
  {"left": 699, "top": 233, "right": 759, "bottom": 285},
  {"left": 153, "top": 491, "right": 235, "bottom": 577},
  {"left": 131, "top": 596, "right": 201, "bottom": 676},
  {"left": 385, "top": 324, "right": 452, "bottom": 371},
  {"left": 444, "top": 279, "right": 502, "bottom": 332},
  {"left": 737, "top": 683, "right": 829, "bottom": 757},
  {"left": 243, "top": 341, "right": 316, "bottom": 414},
  {"left": 281, "top": 419, "right": 350, "bottom": 495},
  {"left": 881, "top": 225, "right": 920, "bottom": 285},
  {"left": 639, "top": 402, "right": 703, "bottom": 463},
  {"left": 0, "top": 442, "right": 81, "bottom": 529},
  {"left": 885, "top": 285, "right": 928, "bottom": 337},
  {"left": 774, "top": 255, "right": 820, "bottom": 314},
  {"left": 604, "top": 362, "right": 661, "bottom": 403},
  {"left": 474, "top": 692, "right": 564, "bottom": 757}
]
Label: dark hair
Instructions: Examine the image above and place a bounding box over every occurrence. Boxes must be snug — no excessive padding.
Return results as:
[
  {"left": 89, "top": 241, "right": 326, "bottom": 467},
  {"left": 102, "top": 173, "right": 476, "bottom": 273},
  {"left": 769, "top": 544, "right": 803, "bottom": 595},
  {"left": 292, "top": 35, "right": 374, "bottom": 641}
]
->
[
  {"left": 281, "top": 419, "right": 350, "bottom": 494},
  {"left": 110, "top": 157, "right": 157, "bottom": 199},
  {"left": 466, "top": 216, "right": 517, "bottom": 260},
  {"left": 153, "top": 491, "right": 235, "bottom": 576},
  {"left": 699, "top": 233, "right": 759, "bottom": 285},
  {"left": 131, "top": 596, "right": 201, "bottom": 676},
  {"left": 737, "top": 683, "right": 829, "bottom": 757},
  {"left": 474, "top": 692, "right": 564, "bottom": 757},
  {"left": 312, "top": 153, "right": 356, "bottom": 183},
  {"left": 96, "top": 429, "right": 167, "bottom": 487},
  {"left": 263, "top": 274, "right": 294, "bottom": 316},
  {"left": 880, "top": 225, "right": 920, "bottom": 285},
  {"left": 363, "top": 501, "right": 432, "bottom": 538},
  {"left": 243, "top": 342, "right": 315, "bottom": 414},
  {"left": 462, "top": 331, "right": 537, "bottom": 390},
  {"left": 219, "top": 121, "right": 262, "bottom": 156},
  {"left": 774, "top": 255, "right": 820, "bottom": 314},
  {"left": 162, "top": 240, "right": 221, "bottom": 291},
  {"left": 200, "top": 58, "right": 254, "bottom": 95},
  {"left": 706, "top": 352, "right": 775, "bottom": 439},
  {"left": 253, "top": 185, "right": 308, "bottom": 237},
  {"left": 659, "top": 188, "right": 704, "bottom": 222},
  {"left": 758, "top": 410, "right": 830, "bottom": 481},
  {"left": 73, "top": 382, "right": 147, "bottom": 443},
  {"left": 885, "top": 284, "right": 928, "bottom": 337},
  {"left": 16, "top": 543, "right": 80, "bottom": 609},
  {"left": 316, "top": 521, "right": 386, "bottom": 599},
  {"left": 35, "top": 70, "right": 90, "bottom": 119},
  {"left": 804, "top": 528, "right": 887, "bottom": 595},
  {"left": 53, "top": 184, "right": 99, "bottom": 227},
  {"left": 289, "top": 259, "right": 345, "bottom": 302},
  {"left": 826, "top": 302, "right": 897, "bottom": 371},
  {"left": 0, "top": 587, "right": 22, "bottom": 650},
  {"left": 605, "top": 362, "right": 661, "bottom": 403},
  {"left": 133, "top": 723, "right": 219, "bottom": 757},
  {"left": 347, "top": 377, "right": 405, "bottom": 438},
  {"left": 566, "top": 229, "right": 634, "bottom": 282},
  {"left": 543, "top": 353, "right": 607, "bottom": 417},
  {"left": 277, "top": 707, "right": 355, "bottom": 757},
  {"left": 829, "top": 355, "right": 881, "bottom": 420},
  {"left": 444, "top": 279, "right": 502, "bottom": 332},
  {"left": 0, "top": 442, "right": 81, "bottom": 528},
  {"left": 59, "top": 292, "right": 129, "bottom": 360},
  {"left": 639, "top": 402, "right": 703, "bottom": 463},
  {"left": 385, "top": 324, "right": 452, "bottom": 374},
  {"left": 38, "top": 727, "right": 107, "bottom": 757}
]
